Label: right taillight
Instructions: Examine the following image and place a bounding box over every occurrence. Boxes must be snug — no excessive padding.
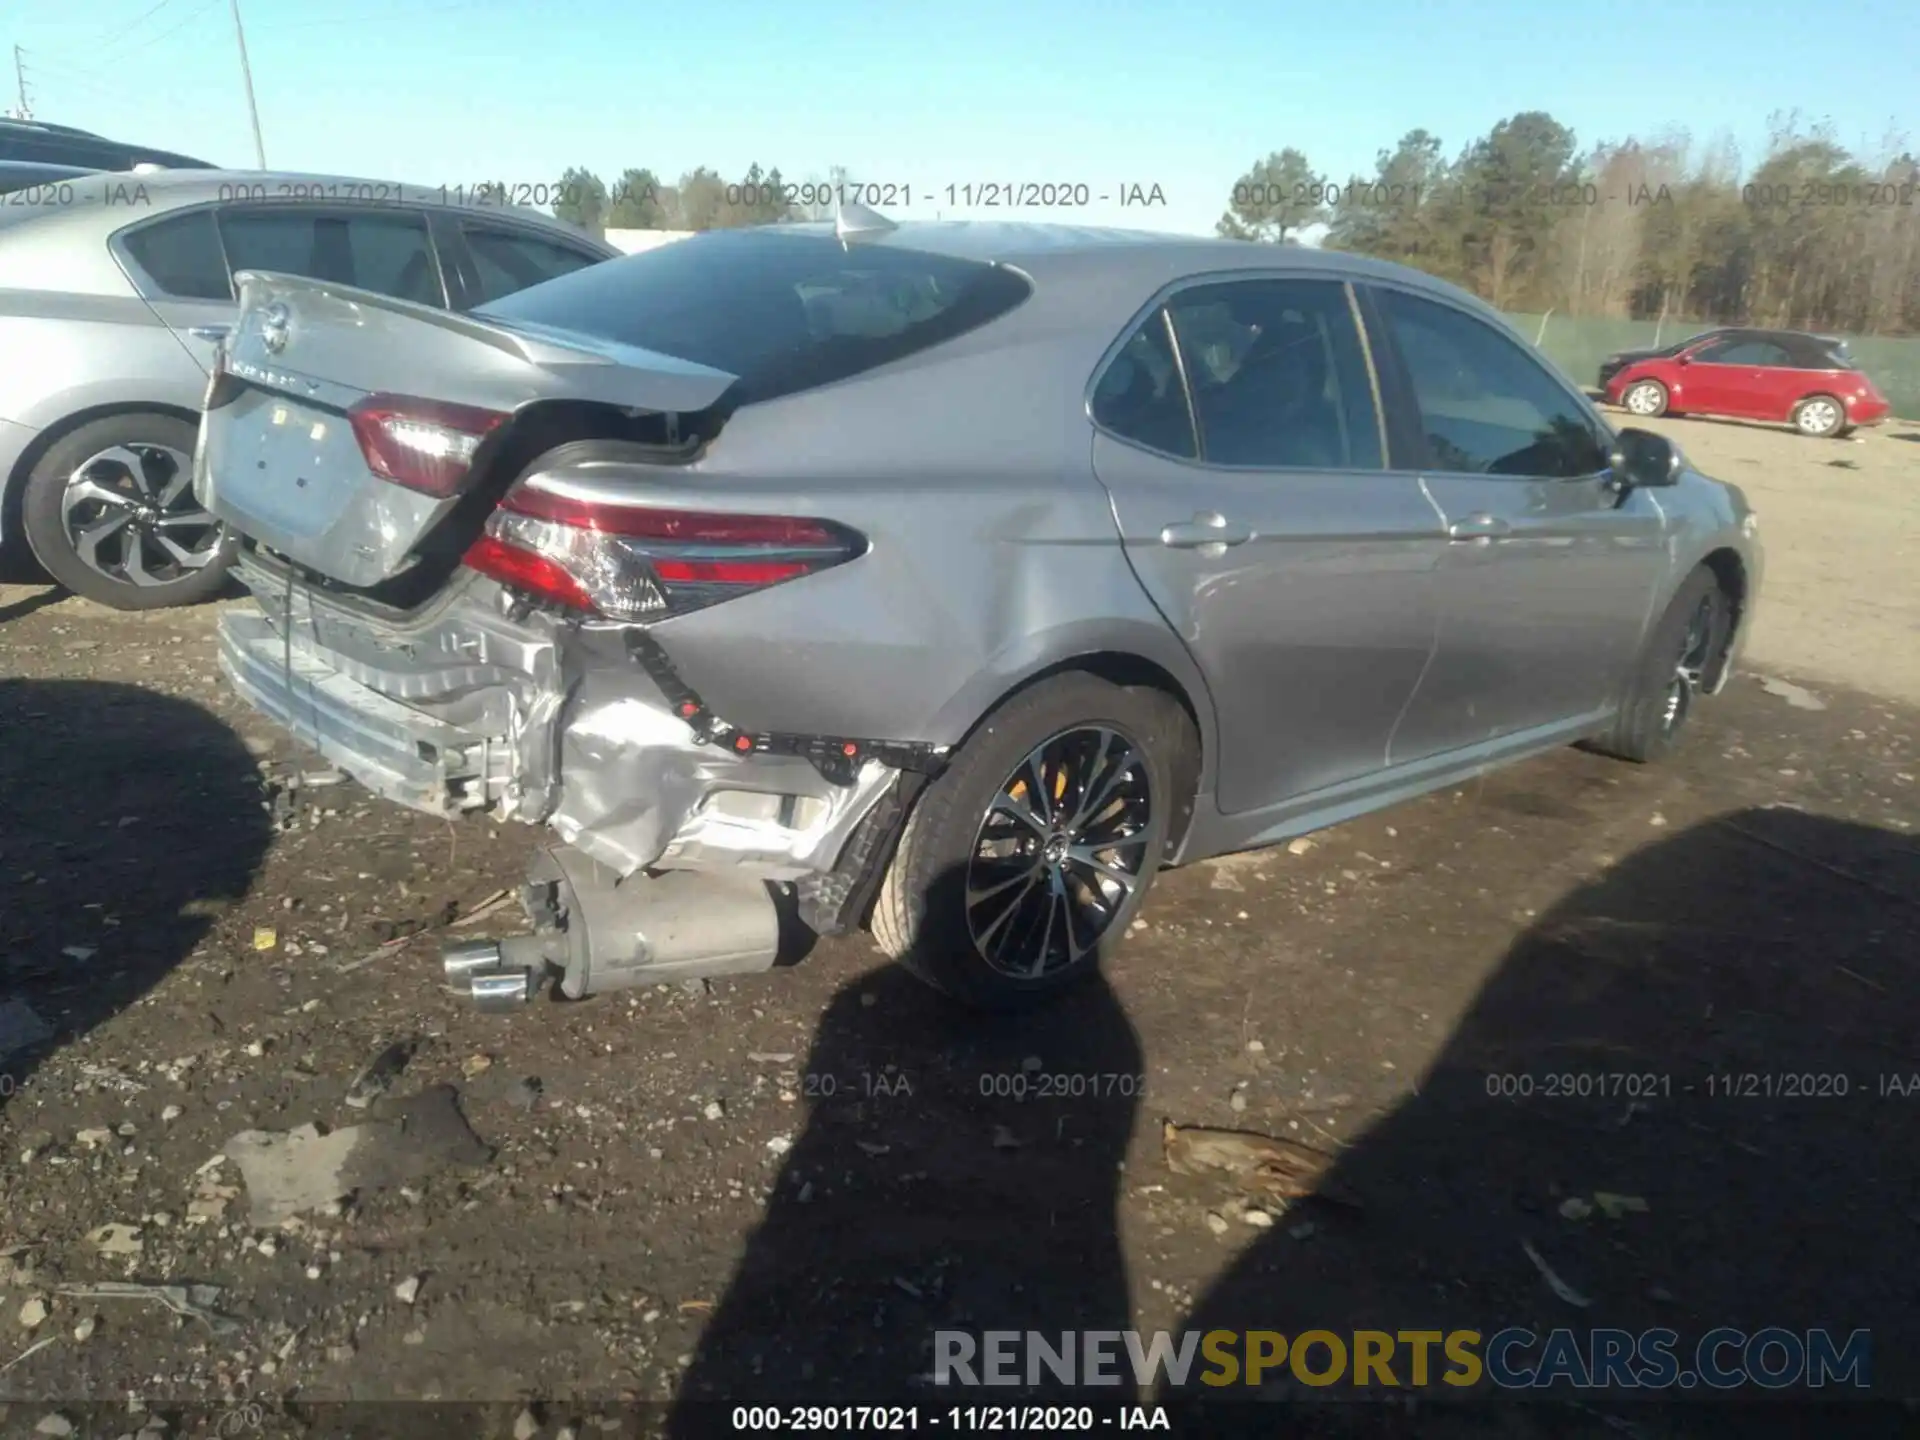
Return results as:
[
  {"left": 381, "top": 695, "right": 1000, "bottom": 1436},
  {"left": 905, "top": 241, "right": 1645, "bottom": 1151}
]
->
[{"left": 462, "top": 482, "right": 864, "bottom": 620}]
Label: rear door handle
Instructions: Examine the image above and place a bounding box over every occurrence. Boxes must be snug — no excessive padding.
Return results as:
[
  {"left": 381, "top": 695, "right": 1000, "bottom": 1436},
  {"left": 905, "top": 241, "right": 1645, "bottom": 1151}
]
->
[
  {"left": 1446, "top": 513, "right": 1511, "bottom": 542},
  {"left": 188, "top": 324, "right": 232, "bottom": 342},
  {"left": 1160, "top": 512, "right": 1253, "bottom": 550}
]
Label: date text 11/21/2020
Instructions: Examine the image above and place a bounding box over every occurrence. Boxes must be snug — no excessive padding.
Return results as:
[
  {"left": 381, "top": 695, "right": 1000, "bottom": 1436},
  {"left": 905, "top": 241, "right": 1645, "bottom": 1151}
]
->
[
  {"left": 1482, "top": 1072, "right": 1920, "bottom": 1100},
  {"left": 416, "top": 180, "right": 1172, "bottom": 212},
  {"left": 723, "top": 182, "right": 1172, "bottom": 210}
]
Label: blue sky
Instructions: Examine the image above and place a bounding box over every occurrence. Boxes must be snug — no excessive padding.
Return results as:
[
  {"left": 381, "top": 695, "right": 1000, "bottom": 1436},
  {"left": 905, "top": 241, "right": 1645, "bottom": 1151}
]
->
[{"left": 10, "top": 0, "right": 1914, "bottom": 236}]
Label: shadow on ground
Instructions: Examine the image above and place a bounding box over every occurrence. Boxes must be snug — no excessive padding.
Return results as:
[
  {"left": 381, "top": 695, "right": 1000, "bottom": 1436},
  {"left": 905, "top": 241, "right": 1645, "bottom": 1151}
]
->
[
  {"left": 668, "top": 865, "right": 1146, "bottom": 1431},
  {"left": 0, "top": 586, "right": 62, "bottom": 625},
  {"left": 666, "top": 807, "right": 1917, "bottom": 1436},
  {"left": 0, "top": 680, "right": 271, "bottom": 1115},
  {"left": 1163, "top": 805, "right": 1918, "bottom": 1434}
]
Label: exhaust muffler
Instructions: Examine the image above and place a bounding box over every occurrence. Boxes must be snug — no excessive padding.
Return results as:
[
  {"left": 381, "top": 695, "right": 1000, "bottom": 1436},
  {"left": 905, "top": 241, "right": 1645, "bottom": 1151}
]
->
[{"left": 440, "top": 846, "right": 782, "bottom": 1010}]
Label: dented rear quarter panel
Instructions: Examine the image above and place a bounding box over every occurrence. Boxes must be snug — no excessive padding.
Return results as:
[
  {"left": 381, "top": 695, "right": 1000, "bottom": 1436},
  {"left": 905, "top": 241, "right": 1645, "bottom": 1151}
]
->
[{"left": 518, "top": 265, "right": 1218, "bottom": 773}]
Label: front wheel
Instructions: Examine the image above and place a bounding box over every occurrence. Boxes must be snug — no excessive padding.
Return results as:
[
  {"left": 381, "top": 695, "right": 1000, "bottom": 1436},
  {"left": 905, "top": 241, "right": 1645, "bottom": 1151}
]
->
[
  {"left": 20, "top": 412, "right": 237, "bottom": 610},
  {"left": 870, "top": 673, "right": 1195, "bottom": 1009},
  {"left": 1791, "top": 394, "right": 1846, "bottom": 438},
  {"left": 1622, "top": 379, "right": 1669, "bottom": 418},
  {"left": 1586, "top": 567, "right": 1731, "bottom": 765}
]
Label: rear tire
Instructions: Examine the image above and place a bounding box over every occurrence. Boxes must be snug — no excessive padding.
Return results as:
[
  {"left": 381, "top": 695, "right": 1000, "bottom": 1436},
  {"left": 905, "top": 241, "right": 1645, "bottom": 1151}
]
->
[
  {"left": 1621, "top": 379, "right": 1669, "bottom": 418},
  {"left": 21, "top": 412, "right": 236, "bottom": 611},
  {"left": 871, "top": 673, "right": 1195, "bottom": 1010},
  {"left": 1791, "top": 394, "right": 1845, "bottom": 438},
  {"left": 1587, "top": 567, "right": 1730, "bottom": 765}
]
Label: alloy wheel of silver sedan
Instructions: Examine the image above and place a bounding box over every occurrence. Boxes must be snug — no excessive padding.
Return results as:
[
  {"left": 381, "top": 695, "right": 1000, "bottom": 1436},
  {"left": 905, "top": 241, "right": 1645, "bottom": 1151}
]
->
[
  {"left": 59, "top": 444, "right": 222, "bottom": 587},
  {"left": 966, "top": 725, "right": 1153, "bottom": 978},
  {"left": 1661, "top": 591, "right": 1720, "bottom": 735}
]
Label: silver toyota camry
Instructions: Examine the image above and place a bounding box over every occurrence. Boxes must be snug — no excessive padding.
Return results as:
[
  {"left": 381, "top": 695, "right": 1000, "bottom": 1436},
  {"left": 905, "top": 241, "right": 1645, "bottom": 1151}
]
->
[{"left": 197, "top": 211, "right": 1763, "bottom": 1011}]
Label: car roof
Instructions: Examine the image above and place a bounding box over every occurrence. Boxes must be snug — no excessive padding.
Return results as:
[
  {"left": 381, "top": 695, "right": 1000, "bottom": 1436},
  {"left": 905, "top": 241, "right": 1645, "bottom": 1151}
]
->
[
  {"left": 0, "top": 168, "right": 610, "bottom": 248},
  {"left": 1690, "top": 325, "right": 1843, "bottom": 346},
  {"left": 769, "top": 219, "right": 1509, "bottom": 324},
  {"left": 0, "top": 159, "right": 96, "bottom": 179},
  {"left": 780, "top": 218, "right": 1365, "bottom": 268},
  {"left": 0, "top": 117, "right": 212, "bottom": 168}
]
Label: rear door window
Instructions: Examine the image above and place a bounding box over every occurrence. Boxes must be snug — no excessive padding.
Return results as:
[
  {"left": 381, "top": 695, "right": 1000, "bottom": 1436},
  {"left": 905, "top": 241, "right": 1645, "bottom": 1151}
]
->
[
  {"left": 347, "top": 213, "right": 443, "bottom": 304},
  {"left": 1166, "top": 278, "right": 1383, "bottom": 470},
  {"left": 219, "top": 208, "right": 442, "bottom": 306},
  {"left": 477, "top": 228, "right": 1033, "bottom": 404},
  {"left": 460, "top": 222, "right": 601, "bottom": 304},
  {"left": 118, "top": 210, "right": 232, "bottom": 301},
  {"left": 1091, "top": 312, "right": 1197, "bottom": 460},
  {"left": 1696, "top": 338, "right": 1793, "bottom": 367}
]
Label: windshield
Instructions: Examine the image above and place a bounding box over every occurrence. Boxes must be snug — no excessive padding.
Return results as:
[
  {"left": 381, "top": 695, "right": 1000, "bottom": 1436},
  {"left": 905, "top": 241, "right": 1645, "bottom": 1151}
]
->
[{"left": 478, "top": 229, "right": 1033, "bottom": 407}]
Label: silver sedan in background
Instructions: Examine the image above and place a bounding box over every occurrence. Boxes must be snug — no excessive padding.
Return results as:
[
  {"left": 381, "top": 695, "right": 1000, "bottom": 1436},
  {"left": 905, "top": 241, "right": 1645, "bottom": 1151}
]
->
[
  {"left": 197, "top": 215, "right": 1763, "bottom": 1011},
  {"left": 0, "top": 170, "right": 616, "bottom": 608}
]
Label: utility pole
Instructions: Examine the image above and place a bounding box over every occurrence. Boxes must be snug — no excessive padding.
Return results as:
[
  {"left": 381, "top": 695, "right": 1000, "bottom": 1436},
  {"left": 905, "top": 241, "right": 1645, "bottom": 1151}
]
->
[
  {"left": 12, "top": 44, "right": 31, "bottom": 121},
  {"left": 228, "top": 0, "right": 266, "bottom": 168}
]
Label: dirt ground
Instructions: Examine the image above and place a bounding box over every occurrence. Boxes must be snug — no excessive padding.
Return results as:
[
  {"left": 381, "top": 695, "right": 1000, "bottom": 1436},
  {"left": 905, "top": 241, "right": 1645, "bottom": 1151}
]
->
[
  {"left": 1629, "top": 414, "right": 1920, "bottom": 707},
  {"left": 0, "top": 414, "right": 1916, "bottom": 1438}
]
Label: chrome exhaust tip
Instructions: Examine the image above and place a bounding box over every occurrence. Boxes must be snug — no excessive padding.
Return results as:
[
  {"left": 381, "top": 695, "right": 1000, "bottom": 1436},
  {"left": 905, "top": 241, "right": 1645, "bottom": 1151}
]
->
[
  {"left": 469, "top": 968, "right": 534, "bottom": 1012},
  {"left": 443, "top": 938, "right": 504, "bottom": 980},
  {"left": 443, "top": 938, "right": 536, "bottom": 1010}
]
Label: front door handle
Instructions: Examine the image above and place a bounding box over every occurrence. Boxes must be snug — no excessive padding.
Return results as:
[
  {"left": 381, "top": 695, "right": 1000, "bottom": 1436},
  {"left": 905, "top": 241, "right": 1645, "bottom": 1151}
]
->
[
  {"left": 1446, "top": 513, "right": 1511, "bottom": 542},
  {"left": 1160, "top": 512, "right": 1253, "bottom": 550},
  {"left": 188, "top": 324, "right": 232, "bottom": 343}
]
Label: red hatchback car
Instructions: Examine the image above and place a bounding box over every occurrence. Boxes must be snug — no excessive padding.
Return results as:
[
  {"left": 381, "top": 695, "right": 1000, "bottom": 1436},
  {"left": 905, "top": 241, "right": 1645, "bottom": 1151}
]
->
[{"left": 1604, "top": 328, "right": 1890, "bottom": 438}]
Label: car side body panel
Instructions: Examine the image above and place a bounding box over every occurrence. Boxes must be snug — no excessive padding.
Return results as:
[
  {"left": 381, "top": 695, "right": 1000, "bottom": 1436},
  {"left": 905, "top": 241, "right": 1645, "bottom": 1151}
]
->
[
  {"left": 0, "top": 297, "right": 208, "bottom": 549},
  {"left": 523, "top": 280, "right": 1224, "bottom": 779}
]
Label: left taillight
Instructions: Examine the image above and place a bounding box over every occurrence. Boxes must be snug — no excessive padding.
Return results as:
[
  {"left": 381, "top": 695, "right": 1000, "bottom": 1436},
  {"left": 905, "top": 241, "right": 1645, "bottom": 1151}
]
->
[
  {"left": 461, "top": 483, "right": 865, "bottom": 621},
  {"left": 348, "top": 392, "right": 508, "bottom": 499}
]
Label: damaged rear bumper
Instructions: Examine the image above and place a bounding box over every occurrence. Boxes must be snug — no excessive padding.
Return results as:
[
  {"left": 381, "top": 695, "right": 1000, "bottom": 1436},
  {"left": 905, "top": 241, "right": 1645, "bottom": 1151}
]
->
[{"left": 215, "top": 567, "right": 912, "bottom": 884}]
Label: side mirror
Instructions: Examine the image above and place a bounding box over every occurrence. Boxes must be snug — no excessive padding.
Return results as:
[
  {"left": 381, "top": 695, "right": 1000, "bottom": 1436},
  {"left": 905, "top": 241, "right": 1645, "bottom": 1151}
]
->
[
  {"left": 1609, "top": 427, "right": 1684, "bottom": 490},
  {"left": 1675, "top": 353, "right": 1692, "bottom": 366}
]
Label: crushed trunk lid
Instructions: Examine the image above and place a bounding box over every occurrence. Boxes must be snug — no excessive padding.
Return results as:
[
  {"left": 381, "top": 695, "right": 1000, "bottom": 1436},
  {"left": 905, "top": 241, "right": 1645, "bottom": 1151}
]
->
[{"left": 196, "top": 271, "right": 738, "bottom": 590}]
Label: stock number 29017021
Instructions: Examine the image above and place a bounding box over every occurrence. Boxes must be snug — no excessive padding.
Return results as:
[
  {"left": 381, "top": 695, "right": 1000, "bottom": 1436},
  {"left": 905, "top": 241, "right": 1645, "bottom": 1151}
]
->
[{"left": 1484, "top": 1072, "right": 1671, "bottom": 1100}]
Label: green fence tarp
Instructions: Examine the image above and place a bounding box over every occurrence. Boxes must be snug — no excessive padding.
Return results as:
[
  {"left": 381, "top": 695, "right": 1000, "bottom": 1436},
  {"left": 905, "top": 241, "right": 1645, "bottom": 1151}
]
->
[{"left": 1505, "top": 312, "right": 1920, "bottom": 421}]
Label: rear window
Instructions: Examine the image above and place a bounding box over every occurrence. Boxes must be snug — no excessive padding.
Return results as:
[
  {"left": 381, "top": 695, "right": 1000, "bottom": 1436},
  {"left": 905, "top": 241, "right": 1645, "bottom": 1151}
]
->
[{"left": 476, "top": 228, "right": 1033, "bottom": 405}]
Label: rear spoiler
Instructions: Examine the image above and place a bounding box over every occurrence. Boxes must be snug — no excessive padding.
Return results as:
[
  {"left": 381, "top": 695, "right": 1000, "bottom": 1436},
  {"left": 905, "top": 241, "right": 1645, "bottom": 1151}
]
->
[{"left": 229, "top": 270, "right": 740, "bottom": 416}]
